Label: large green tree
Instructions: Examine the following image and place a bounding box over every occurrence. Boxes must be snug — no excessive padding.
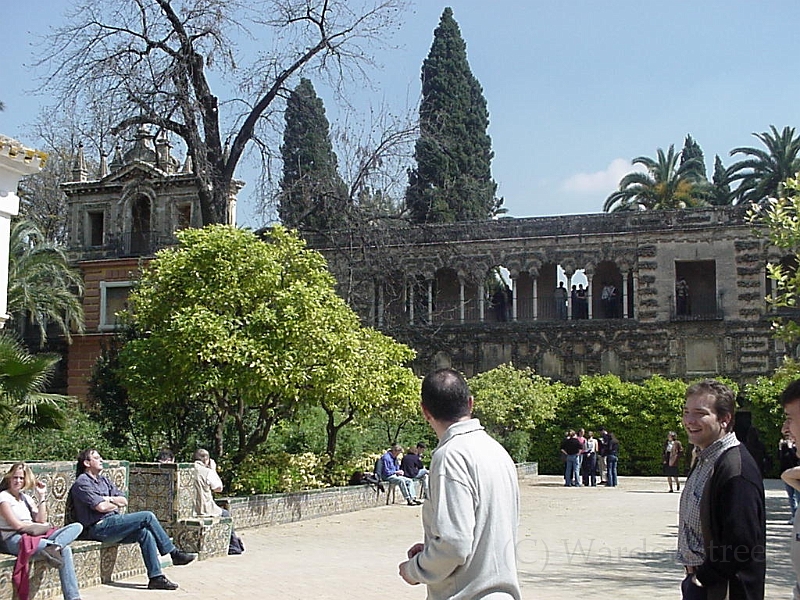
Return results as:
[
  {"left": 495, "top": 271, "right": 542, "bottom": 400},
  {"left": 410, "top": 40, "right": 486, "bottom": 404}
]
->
[
  {"left": 279, "top": 78, "right": 349, "bottom": 231},
  {"left": 8, "top": 219, "right": 85, "bottom": 346},
  {"left": 405, "top": 7, "right": 501, "bottom": 223},
  {"left": 117, "top": 225, "right": 415, "bottom": 468},
  {"left": 729, "top": 126, "right": 800, "bottom": 205},
  {"left": 604, "top": 145, "right": 708, "bottom": 212}
]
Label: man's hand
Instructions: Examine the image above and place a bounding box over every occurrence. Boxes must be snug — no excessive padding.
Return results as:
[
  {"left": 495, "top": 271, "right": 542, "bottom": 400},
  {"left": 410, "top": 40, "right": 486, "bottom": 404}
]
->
[
  {"left": 396, "top": 469, "right": 404, "bottom": 476},
  {"left": 398, "top": 560, "right": 419, "bottom": 585},
  {"left": 407, "top": 543, "right": 424, "bottom": 559}
]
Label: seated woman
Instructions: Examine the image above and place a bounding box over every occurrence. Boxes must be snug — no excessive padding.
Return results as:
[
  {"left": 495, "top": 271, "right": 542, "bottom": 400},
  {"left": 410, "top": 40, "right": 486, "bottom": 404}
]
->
[{"left": 0, "top": 462, "right": 83, "bottom": 600}]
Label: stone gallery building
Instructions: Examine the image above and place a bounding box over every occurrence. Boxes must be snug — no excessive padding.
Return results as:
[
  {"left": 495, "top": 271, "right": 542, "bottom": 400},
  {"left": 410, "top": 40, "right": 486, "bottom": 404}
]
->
[
  {"left": 61, "top": 133, "right": 789, "bottom": 398},
  {"left": 308, "top": 208, "right": 789, "bottom": 384}
]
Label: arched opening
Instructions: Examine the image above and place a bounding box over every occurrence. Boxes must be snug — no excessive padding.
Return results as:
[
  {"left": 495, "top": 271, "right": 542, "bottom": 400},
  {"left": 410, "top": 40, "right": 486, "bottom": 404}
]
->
[
  {"left": 433, "top": 268, "right": 460, "bottom": 323},
  {"left": 593, "top": 261, "right": 623, "bottom": 319},
  {"left": 129, "top": 195, "right": 151, "bottom": 254},
  {"left": 484, "top": 266, "right": 511, "bottom": 323}
]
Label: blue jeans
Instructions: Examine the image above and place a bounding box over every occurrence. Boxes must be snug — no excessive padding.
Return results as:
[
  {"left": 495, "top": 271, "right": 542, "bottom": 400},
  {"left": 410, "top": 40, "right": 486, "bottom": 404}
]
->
[
  {"left": 412, "top": 468, "right": 429, "bottom": 498},
  {"left": 3, "top": 522, "right": 83, "bottom": 600},
  {"left": 387, "top": 474, "right": 415, "bottom": 501},
  {"left": 607, "top": 455, "right": 618, "bottom": 486},
  {"left": 564, "top": 454, "right": 579, "bottom": 486},
  {"left": 86, "top": 511, "right": 175, "bottom": 578}
]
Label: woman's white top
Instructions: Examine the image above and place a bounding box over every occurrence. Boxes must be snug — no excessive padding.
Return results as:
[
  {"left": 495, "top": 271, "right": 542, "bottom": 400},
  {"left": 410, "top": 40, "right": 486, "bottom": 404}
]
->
[{"left": 0, "top": 489, "right": 36, "bottom": 540}]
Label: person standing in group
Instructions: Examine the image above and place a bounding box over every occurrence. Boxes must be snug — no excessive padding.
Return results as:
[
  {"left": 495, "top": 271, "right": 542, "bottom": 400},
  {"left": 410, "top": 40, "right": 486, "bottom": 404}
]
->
[
  {"left": 677, "top": 380, "right": 765, "bottom": 600},
  {"left": 597, "top": 427, "right": 610, "bottom": 485},
  {"left": 575, "top": 428, "right": 587, "bottom": 483},
  {"left": 780, "top": 425, "right": 800, "bottom": 525},
  {"left": 398, "top": 368, "right": 521, "bottom": 599},
  {"left": 582, "top": 431, "right": 598, "bottom": 487},
  {"left": 68, "top": 449, "right": 196, "bottom": 591},
  {"left": 0, "top": 463, "right": 84, "bottom": 600},
  {"left": 663, "top": 431, "right": 684, "bottom": 493},
  {"left": 605, "top": 432, "right": 619, "bottom": 487},
  {"left": 560, "top": 430, "right": 582, "bottom": 487}
]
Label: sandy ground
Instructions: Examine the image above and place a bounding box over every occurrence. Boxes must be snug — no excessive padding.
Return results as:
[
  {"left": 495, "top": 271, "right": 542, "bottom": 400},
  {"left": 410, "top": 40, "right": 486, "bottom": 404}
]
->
[{"left": 81, "top": 475, "right": 795, "bottom": 599}]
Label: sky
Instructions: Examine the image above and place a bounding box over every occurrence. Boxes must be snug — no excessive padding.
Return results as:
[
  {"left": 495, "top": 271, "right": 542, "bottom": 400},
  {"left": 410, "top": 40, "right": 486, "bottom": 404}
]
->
[{"left": 2, "top": 0, "right": 800, "bottom": 228}]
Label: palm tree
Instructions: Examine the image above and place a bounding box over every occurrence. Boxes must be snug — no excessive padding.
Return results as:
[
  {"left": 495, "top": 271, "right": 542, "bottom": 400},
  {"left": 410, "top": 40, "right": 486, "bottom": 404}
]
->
[
  {"left": 7, "top": 219, "right": 85, "bottom": 346},
  {"left": 604, "top": 146, "right": 709, "bottom": 212},
  {"left": 0, "top": 334, "right": 66, "bottom": 431},
  {"left": 728, "top": 126, "right": 800, "bottom": 204}
]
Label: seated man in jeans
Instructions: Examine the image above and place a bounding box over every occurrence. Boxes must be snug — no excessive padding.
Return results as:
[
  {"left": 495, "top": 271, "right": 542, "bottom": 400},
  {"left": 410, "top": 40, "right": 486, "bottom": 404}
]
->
[
  {"left": 380, "top": 444, "right": 421, "bottom": 506},
  {"left": 68, "top": 449, "right": 196, "bottom": 591}
]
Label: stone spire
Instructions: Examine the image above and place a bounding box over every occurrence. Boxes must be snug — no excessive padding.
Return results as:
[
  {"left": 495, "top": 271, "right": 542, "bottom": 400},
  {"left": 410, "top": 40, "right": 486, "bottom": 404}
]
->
[
  {"left": 109, "top": 144, "right": 124, "bottom": 172},
  {"left": 99, "top": 151, "right": 109, "bottom": 178},
  {"left": 71, "top": 142, "right": 88, "bottom": 182}
]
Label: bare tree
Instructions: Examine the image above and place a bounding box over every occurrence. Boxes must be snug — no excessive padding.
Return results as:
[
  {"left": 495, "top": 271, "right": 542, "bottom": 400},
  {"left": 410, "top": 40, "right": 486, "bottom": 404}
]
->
[{"left": 37, "top": 0, "right": 408, "bottom": 225}]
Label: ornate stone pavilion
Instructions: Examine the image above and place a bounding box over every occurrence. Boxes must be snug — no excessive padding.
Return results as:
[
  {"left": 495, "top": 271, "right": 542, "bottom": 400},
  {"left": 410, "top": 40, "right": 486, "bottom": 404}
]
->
[
  {"left": 62, "top": 127, "right": 241, "bottom": 399},
  {"left": 308, "top": 207, "right": 788, "bottom": 383}
]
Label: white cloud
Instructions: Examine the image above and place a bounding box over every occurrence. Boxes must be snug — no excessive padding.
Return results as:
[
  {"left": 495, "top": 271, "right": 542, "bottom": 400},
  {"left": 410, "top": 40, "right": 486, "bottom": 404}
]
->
[{"left": 561, "top": 158, "right": 646, "bottom": 194}]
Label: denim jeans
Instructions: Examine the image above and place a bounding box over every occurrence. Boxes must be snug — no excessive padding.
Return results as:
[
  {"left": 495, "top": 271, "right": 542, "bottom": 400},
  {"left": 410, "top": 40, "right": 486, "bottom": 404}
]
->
[
  {"left": 86, "top": 511, "right": 175, "bottom": 578},
  {"left": 564, "top": 454, "right": 579, "bottom": 486},
  {"left": 412, "top": 468, "right": 429, "bottom": 498},
  {"left": 387, "top": 474, "right": 415, "bottom": 501},
  {"left": 607, "top": 455, "right": 618, "bottom": 487},
  {"left": 3, "top": 522, "right": 83, "bottom": 600}
]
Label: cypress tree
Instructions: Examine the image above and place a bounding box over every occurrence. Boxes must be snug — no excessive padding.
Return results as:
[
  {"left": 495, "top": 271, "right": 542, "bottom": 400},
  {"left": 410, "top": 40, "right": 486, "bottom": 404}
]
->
[
  {"left": 406, "top": 7, "right": 501, "bottom": 223},
  {"left": 279, "top": 78, "right": 348, "bottom": 230},
  {"left": 680, "top": 134, "right": 707, "bottom": 181},
  {"left": 710, "top": 154, "right": 734, "bottom": 206}
]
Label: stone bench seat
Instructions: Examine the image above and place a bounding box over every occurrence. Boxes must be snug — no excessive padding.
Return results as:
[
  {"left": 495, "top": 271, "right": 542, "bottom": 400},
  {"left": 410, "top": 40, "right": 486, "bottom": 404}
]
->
[{"left": 0, "top": 538, "right": 174, "bottom": 600}]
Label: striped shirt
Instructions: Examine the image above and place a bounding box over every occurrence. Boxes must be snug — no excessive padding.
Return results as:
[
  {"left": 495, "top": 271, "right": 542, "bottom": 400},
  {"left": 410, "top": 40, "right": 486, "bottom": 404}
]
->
[{"left": 676, "top": 432, "right": 740, "bottom": 566}]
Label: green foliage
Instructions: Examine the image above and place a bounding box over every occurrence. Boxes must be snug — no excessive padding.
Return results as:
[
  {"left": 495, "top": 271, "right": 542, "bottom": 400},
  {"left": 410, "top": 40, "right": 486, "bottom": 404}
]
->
[
  {"left": 279, "top": 78, "right": 350, "bottom": 231},
  {"left": 0, "top": 402, "right": 112, "bottom": 461},
  {"left": 529, "top": 374, "right": 687, "bottom": 475},
  {"left": 469, "top": 364, "right": 563, "bottom": 461},
  {"left": 88, "top": 333, "right": 214, "bottom": 461},
  {"left": 680, "top": 134, "right": 707, "bottom": 181},
  {"left": 406, "top": 7, "right": 501, "bottom": 223},
  {"left": 604, "top": 145, "right": 710, "bottom": 212},
  {"left": 752, "top": 176, "right": 800, "bottom": 342},
  {"left": 745, "top": 359, "right": 800, "bottom": 477},
  {"left": 7, "top": 218, "right": 84, "bottom": 346},
  {"left": 729, "top": 126, "right": 800, "bottom": 204},
  {"left": 0, "top": 334, "right": 68, "bottom": 432},
  {"left": 710, "top": 155, "right": 735, "bottom": 206}
]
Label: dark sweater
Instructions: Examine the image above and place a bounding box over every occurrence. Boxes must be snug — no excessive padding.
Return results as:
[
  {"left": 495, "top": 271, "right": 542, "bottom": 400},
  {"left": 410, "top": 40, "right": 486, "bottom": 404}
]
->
[{"left": 698, "top": 445, "right": 765, "bottom": 600}]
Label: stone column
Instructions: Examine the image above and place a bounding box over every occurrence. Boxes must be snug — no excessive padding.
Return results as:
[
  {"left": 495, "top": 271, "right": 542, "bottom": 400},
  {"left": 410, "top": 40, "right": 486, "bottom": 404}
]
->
[
  {"left": 408, "top": 282, "right": 415, "bottom": 325},
  {"left": 622, "top": 270, "right": 629, "bottom": 318},
  {"left": 0, "top": 137, "right": 46, "bottom": 327},
  {"left": 479, "top": 287, "right": 485, "bottom": 322},
  {"left": 427, "top": 279, "right": 433, "bottom": 325},
  {"left": 586, "top": 274, "right": 594, "bottom": 320},
  {"left": 511, "top": 275, "right": 518, "bottom": 321},
  {"left": 377, "top": 282, "right": 385, "bottom": 327},
  {"left": 566, "top": 273, "right": 574, "bottom": 320},
  {"left": 631, "top": 271, "right": 638, "bottom": 319},
  {"left": 459, "top": 278, "right": 465, "bottom": 324},
  {"left": 532, "top": 277, "right": 538, "bottom": 320}
]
